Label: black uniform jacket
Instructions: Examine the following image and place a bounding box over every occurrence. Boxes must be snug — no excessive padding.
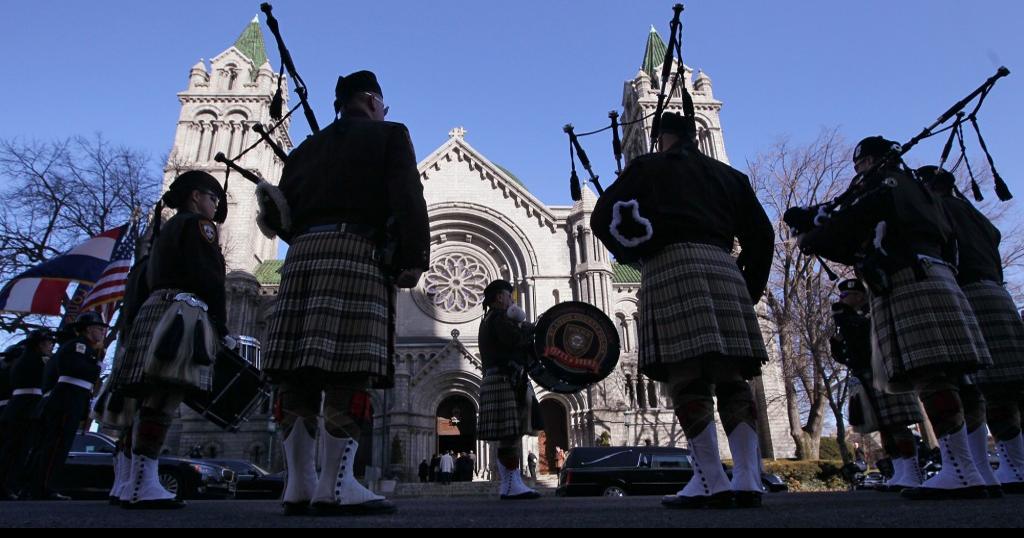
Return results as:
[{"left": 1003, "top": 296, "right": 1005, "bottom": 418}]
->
[
  {"left": 830, "top": 303, "right": 873, "bottom": 374},
  {"left": 939, "top": 194, "right": 1003, "bottom": 285},
  {"left": 2, "top": 348, "right": 46, "bottom": 421},
  {"left": 478, "top": 308, "right": 534, "bottom": 372},
  {"left": 41, "top": 337, "right": 100, "bottom": 416},
  {"left": 802, "top": 168, "right": 953, "bottom": 270},
  {"left": 148, "top": 211, "right": 227, "bottom": 336},
  {"left": 591, "top": 141, "right": 774, "bottom": 303},
  {"left": 279, "top": 111, "right": 430, "bottom": 272}
]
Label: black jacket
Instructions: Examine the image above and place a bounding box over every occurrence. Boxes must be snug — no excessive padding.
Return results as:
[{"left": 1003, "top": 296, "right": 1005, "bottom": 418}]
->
[
  {"left": 478, "top": 308, "right": 534, "bottom": 372},
  {"left": 591, "top": 142, "right": 774, "bottom": 303},
  {"left": 940, "top": 194, "right": 1003, "bottom": 285},
  {"left": 830, "top": 303, "right": 873, "bottom": 374},
  {"left": 802, "top": 167, "right": 954, "bottom": 271},
  {"left": 148, "top": 211, "right": 228, "bottom": 336},
  {"left": 279, "top": 111, "right": 430, "bottom": 272},
  {"left": 2, "top": 348, "right": 47, "bottom": 421}
]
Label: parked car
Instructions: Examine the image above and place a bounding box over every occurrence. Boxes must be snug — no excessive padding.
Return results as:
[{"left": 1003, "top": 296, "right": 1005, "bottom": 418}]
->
[
  {"left": 556, "top": 446, "right": 788, "bottom": 497},
  {"left": 55, "top": 432, "right": 237, "bottom": 500},
  {"left": 207, "top": 459, "right": 284, "bottom": 500}
]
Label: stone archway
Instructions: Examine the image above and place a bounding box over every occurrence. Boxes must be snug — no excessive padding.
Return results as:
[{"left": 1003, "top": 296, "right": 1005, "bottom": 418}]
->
[
  {"left": 538, "top": 399, "right": 569, "bottom": 475},
  {"left": 436, "top": 394, "right": 478, "bottom": 456}
]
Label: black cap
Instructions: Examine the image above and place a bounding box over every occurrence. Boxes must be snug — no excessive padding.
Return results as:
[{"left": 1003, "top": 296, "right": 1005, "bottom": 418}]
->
[
  {"left": 660, "top": 112, "right": 696, "bottom": 139},
  {"left": 335, "top": 70, "right": 383, "bottom": 108},
  {"left": 917, "top": 165, "right": 956, "bottom": 190},
  {"left": 483, "top": 279, "right": 514, "bottom": 307},
  {"left": 853, "top": 136, "right": 900, "bottom": 163},
  {"left": 163, "top": 170, "right": 227, "bottom": 223},
  {"left": 72, "top": 311, "right": 108, "bottom": 331},
  {"left": 25, "top": 329, "right": 56, "bottom": 346},
  {"left": 838, "top": 279, "right": 866, "bottom": 294}
]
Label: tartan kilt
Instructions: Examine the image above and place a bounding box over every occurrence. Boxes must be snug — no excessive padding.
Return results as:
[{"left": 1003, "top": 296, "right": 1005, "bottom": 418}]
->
[
  {"left": 871, "top": 263, "right": 992, "bottom": 388},
  {"left": 638, "top": 242, "right": 768, "bottom": 382},
  {"left": 849, "top": 376, "right": 925, "bottom": 433},
  {"left": 478, "top": 373, "right": 535, "bottom": 441},
  {"left": 263, "top": 231, "right": 393, "bottom": 385},
  {"left": 108, "top": 291, "right": 215, "bottom": 398},
  {"left": 91, "top": 346, "right": 138, "bottom": 430},
  {"left": 962, "top": 281, "right": 1024, "bottom": 385}
]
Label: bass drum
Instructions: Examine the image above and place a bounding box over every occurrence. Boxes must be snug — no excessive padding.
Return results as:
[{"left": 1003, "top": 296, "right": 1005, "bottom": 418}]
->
[{"left": 528, "top": 301, "right": 620, "bottom": 394}]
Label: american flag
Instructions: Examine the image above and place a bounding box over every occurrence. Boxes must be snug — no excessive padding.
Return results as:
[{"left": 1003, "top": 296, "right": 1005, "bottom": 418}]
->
[{"left": 80, "top": 222, "right": 138, "bottom": 322}]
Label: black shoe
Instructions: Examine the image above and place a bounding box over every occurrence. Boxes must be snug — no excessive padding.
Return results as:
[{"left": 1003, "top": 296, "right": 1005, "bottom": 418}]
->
[
  {"left": 500, "top": 491, "right": 542, "bottom": 500},
  {"left": 122, "top": 498, "right": 187, "bottom": 510},
  {"left": 282, "top": 501, "right": 311, "bottom": 516},
  {"left": 661, "top": 491, "right": 734, "bottom": 509},
  {"left": 312, "top": 499, "right": 397, "bottom": 516},
  {"left": 734, "top": 491, "right": 763, "bottom": 509},
  {"left": 987, "top": 486, "right": 1005, "bottom": 499},
  {"left": 901, "top": 486, "right": 989, "bottom": 500},
  {"left": 42, "top": 492, "right": 71, "bottom": 501},
  {"left": 109, "top": 496, "right": 122, "bottom": 506}
]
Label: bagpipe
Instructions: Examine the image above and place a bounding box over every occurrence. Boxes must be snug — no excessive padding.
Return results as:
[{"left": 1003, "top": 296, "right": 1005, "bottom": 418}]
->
[
  {"left": 563, "top": 4, "right": 696, "bottom": 202},
  {"left": 212, "top": 3, "right": 324, "bottom": 243},
  {"left": 784, "top": 67, "right": 1012, "bottom": 238}
]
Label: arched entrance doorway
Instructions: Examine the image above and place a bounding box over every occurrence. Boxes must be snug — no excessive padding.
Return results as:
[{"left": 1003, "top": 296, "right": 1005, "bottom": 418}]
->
[
  {"left": 537, "top": 399, "right": 569, "bottom": 475},
  {"left": 436, "top": 394, "right": 477, "bottom": 456}
]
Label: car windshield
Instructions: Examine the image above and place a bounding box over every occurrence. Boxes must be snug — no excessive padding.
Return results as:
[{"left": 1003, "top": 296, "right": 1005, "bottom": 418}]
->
[{"left": 71, "top": 433, "right": 115, "bottom": 454}]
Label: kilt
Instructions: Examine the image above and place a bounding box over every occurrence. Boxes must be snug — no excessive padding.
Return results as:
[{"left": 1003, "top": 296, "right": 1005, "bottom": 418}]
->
[
  {"left": 871, "top": 261, "right": 991, "bottom": 390},
  {"left": 108, "top": 291, "right": 215, "bottom": 398},
  {"left": 962, "top": 281, "right": 1024, "bottom": 385},
  {"left": 263, "top": 231, "right": 393, "bottom": 386},
  {"left": 848, "top": 376, "right": 925, "bottom": 433},
  {"left": 638, "top": 242, "right": 768, "bottom": 382},
  {"left": 478, "top": 371, "right": 539, "bottom": 441}
]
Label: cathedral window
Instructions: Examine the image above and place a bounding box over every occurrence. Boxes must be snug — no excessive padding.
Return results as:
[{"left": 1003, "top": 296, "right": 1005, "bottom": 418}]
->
[{"left": 422, "top": 252, "right": 491, "bottom": 314}]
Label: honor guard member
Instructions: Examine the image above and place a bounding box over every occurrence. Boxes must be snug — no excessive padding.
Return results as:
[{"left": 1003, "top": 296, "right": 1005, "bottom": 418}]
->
[
  {"left": 0, "top": 344, "right": 23, "bottom": 500},
  {"left": 592, "top": 112, "right": 775, "bottom": 509},
  {"left": 108, "top": 170, "right": 229, "bottom": 509},
  {"left": 478, "top": 280, "right": 543, "bottom": 500},
  {"left": 0, "top": 330, "right": 56, "bottom": 500},
  {"left": 830, "top": 278, "right": 927, "bottom": 492},
  {"left": 799, "top": 137, "right": 992, "bottom": 500},
  {"left": 262, "top": 70, "right": 429, "bottom": 516},
  {"left": 921, "top": 165, "right": 1024, "bottom": 494},
  {"left": 25, "top": 312, "right": 106, "bottom": 500}
]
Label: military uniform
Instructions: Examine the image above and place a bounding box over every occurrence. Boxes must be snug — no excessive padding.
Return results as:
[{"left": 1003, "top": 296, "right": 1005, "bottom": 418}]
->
[
  {"left": 26, "top": 335, "right": 101, "bottom": 499},
  {"left": 264, "top": 70, "right": 427, "bottom": 516},
  {"left": 592, "top": 112, "right": 774, "bottom": 509},
  {"left": 0, "top": 334, "right": 53, "bottom": 497}
]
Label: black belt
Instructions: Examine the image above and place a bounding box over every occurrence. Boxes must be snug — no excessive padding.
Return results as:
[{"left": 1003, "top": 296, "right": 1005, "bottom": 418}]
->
[{"left": 296, "top": 222, "right": 381, "bottom": 241}]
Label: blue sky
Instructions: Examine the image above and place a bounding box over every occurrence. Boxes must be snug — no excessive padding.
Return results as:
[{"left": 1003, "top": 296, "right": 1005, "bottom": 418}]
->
[{"left": 1, "top": 0, "right": 1021, "bottom": 208}]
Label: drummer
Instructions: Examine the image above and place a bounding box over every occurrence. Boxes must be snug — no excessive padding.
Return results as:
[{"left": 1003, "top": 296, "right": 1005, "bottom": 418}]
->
[
  {"left": 477, "top": 280, "right": 542, "bottom": 500},
  {"left": 107, "top": 171, "right": 231, "bottom": 510}
]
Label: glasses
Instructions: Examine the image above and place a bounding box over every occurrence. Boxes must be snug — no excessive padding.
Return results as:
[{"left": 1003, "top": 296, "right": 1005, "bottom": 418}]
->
[{"left": 364, "top": 92, "right": 389, "bottom": 117}]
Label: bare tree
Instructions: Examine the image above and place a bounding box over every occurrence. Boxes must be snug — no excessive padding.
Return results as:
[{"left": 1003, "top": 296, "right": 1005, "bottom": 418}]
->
[
  {"left": 747, "top": 127, "right": 855, "bottom": 460},
  {"left": 0, "top": 135, "right": 160, "bottom": 334}
]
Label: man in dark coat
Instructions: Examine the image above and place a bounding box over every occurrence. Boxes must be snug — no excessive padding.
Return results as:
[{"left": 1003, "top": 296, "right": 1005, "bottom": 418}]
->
[
  {"left": 24, "top": 313, "right": 106, "bottom": 500},
  {"left": 798, "top": 138, "right": 991, "bottom": 500},
  {"left": 921, "top": 165, "right": 1024, "bottom": 494},
  {"left": 263, "top": 70, "right": 429, "bottom": 516},
  {"left": 0, "top": 330, "right": 55, "bottom": 500},
  {"left": 592, "top": 112, "right": 774, "bottom": 509}
]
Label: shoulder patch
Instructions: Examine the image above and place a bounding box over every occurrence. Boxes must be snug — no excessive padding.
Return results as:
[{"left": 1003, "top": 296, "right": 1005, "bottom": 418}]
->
[
  {"left": 75, "top": 343, "right": 87, "bottom": 354},
  {"left": 199, "top": 220, "right": 218, "bottom": 244}
]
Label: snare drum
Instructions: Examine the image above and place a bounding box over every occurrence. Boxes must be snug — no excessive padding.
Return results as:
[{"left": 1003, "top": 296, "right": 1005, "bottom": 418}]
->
[{"left": 184, "top": 347, "right": 271, "bottom": 432}]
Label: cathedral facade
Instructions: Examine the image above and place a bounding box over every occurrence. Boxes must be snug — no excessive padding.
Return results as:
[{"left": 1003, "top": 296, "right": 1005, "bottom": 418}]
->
[{"left": 160, "top": 19, "right": 796, "bottom": 478}]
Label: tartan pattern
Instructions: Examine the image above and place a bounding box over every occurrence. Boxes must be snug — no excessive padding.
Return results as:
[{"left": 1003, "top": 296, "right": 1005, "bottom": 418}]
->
[
  {"left": 263, "top": 231, "right": 391, "bottom": 383},
  {"left": 638, "top": 243, "right": 768, "bottom": 382},
  {"left": 108, "top": 291, "right": 214, "bottom": 397},
  {"left": 478, "top": 373, "right": 527, "bottom": 441},
  {"left": 871, "top": 263, "right": 992, "bottom": 384},
  {"left": 963, "top": 281, "right": 1024, "bottom": 385}
]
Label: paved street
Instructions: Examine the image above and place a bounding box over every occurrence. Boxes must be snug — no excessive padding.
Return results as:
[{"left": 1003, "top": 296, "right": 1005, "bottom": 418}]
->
[{"left": 1, "top": 491, "right": 1020, "bottom": 527}]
